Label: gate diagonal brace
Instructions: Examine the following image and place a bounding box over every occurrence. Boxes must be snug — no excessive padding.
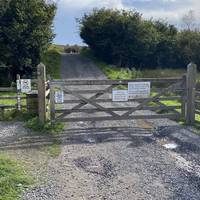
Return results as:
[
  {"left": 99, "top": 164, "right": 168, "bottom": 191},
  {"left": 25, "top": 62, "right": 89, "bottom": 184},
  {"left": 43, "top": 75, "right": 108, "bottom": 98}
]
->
[
  {"left": 122, "top": 81, "right": 183, "bottom": 117},
  {"left": 59, "top": 86, "right": 120, "bottom": 119},
  {"left": 57, "top": 85, "right": 114, "bottom": 119}
]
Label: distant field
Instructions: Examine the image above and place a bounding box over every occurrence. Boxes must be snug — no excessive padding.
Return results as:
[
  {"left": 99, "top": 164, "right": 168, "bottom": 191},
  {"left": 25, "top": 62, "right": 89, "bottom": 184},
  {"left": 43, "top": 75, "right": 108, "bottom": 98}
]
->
[{"left": 49, "top": 44, "right": 65, "bottom": 53}]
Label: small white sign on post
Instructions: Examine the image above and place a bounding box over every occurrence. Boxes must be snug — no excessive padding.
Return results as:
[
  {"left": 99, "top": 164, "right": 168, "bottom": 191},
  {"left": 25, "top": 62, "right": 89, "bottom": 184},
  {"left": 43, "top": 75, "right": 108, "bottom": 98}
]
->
[
  {"left": 55, "top": 91, "right": 64, "bottom": 104},
  {"left": 21, "top": 79, "right": 31, "bottom": 93},
  {"left": 16, "top": 80, "right": 21, "bottom": 91},
  {"left": 128, "top": 82, "right": 151, "bottom": 99},
  {"left": 112, "top": 90, "right": 128, "bottom": 102}
]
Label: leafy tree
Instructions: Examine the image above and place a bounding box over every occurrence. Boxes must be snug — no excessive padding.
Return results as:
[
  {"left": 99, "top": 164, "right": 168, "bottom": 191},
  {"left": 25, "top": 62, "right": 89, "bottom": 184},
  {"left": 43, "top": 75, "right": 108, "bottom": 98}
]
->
[
  {"left": 0, "top": 0, "right": 56, "bottom": 81},
  {"left": 79, "top": 9, "right": 159, "bottom": 68},
  {"left": 79, "top": 8, "right": 200, "bottom": 69},
  {"left": 153, "top": 21, "right": 178, "bottom": 68},
  {"left": 177, "top": 30, "right": 200, "bottom": 68}
]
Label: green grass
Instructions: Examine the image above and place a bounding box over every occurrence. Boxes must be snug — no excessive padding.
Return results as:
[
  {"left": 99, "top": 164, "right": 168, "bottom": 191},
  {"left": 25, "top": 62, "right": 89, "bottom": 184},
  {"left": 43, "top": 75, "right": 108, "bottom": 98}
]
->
[
  {"left": 81, "top": 48, "right": 200, "bottom": 80},
  {"left": 42, "top": 48, "right": 62, "bottom": 79},
  {"left": 0, "top": 92, "right": 26, "bottom": 106},
  {"left": 49, "top": 44, "right": 65, "bottom": 53},
  {"left": 1, "top": 110, "right": 35, "bottom": 122},
  {"left": 25, "top": 117, "right": 64, "bottom": 136},
  {"left": 0, "top": 155, "right": 34, "bottom": 200},
  {"left": 43, "top": 144, "right": 62, "bottom": 158},
  {"left": 0, "top": 92, "right": 34, "bottom": 121}
]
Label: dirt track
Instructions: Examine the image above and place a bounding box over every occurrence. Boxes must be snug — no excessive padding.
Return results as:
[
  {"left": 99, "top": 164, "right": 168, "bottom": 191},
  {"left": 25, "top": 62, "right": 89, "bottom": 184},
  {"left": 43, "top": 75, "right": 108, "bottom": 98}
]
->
[{"left": 60, "top": 53, "right": 106, "bottom": 80}]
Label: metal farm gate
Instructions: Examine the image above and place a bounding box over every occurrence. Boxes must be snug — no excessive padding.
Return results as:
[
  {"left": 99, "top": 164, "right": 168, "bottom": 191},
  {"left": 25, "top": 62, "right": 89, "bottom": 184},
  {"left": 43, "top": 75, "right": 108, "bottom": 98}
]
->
[{"left": 49, "top": 64, "right": 197, "bottom": 124}]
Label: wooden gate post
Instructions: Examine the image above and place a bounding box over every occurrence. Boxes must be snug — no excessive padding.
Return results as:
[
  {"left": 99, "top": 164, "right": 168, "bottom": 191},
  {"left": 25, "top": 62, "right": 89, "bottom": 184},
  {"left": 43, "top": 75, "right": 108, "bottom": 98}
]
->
[
  {"left": 50, "top": 84, "right": 55, "bottom": 124},
  {"left": 186, "top": 63, "right": 197, "bottom": 124},
  {"left": 37, "top": 63, "right": 46, "bottom": 123}
]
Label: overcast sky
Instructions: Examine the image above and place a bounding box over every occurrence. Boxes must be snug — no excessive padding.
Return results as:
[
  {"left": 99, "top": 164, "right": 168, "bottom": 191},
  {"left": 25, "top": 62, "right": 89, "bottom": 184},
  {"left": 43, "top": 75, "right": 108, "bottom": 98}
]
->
[{"left": 53, "top": 0, "right": 200, "bottom": 45}]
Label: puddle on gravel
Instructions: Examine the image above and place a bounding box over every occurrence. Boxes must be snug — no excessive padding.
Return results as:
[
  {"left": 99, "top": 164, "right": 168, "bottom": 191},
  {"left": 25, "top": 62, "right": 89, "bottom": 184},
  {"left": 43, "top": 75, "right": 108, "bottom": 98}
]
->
[
  {"left": 163, "top": 143, "right": 178, "bottom": 149},
  {"left": 84, "top": 137, "right": 96, "bottom": 144},
  {"left": 158, "top": 138, "right": 178, "bottom": 150}
]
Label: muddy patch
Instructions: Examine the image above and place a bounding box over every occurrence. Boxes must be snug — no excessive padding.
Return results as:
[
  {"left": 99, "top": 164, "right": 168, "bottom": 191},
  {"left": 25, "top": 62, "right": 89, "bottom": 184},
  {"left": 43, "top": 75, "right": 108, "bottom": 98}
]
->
[{"left": 74, "top": 156, "right": 116, "bottom": 178}]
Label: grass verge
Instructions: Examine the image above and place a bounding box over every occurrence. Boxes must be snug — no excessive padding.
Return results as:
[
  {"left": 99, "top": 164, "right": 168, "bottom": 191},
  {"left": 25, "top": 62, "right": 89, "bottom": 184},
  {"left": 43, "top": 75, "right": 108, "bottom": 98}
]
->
[
  {"left": 0, "top": 92, "right": 26, "bottom": 107},
  {"left": 25, "top": 117, "right": 64, "bottom": 136},
  {"left": 0, "top": 155, "right": 34, "bottom": 200},
  {"left": 42, "top": 48, "right": 62, "bottom": 79},
  {"left": 1, "top": 110, "right": 35, "bottom": 122},
  {"left": 43, "top": 143, "right": 62, "bottom": 158}
]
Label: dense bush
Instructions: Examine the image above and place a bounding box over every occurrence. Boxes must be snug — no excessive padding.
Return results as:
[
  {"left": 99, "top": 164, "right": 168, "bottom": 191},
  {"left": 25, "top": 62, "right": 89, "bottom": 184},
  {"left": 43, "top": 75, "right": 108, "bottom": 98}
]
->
[
  {"left": 79, "top": 8, "right": 200, "bottom": 69},
  {"left": 0, "top": 0, "right": 56, "bottom": 85}
]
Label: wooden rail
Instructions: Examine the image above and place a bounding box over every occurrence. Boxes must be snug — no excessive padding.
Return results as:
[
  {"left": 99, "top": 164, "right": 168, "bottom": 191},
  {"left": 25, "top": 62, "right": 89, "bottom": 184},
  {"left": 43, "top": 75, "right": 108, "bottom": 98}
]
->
[
  {"left": 50, "top": 78, "right": 183, "bottom": 86},
  {"left": 0, "top": 87, "right": 16, "bottom": 92}
]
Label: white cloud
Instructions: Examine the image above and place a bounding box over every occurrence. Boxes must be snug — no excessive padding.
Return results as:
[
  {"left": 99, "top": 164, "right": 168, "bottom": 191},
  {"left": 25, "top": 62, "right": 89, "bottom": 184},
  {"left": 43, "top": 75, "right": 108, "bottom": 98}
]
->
[
  {"left": 59, "top": 0, "right": 124, "bottom": 9},
  {"left": 57, "top": 0, "right": 200, "bottom": 24},
  {"left": 140, "top": 0, "right": 200, "bottom": 24}
]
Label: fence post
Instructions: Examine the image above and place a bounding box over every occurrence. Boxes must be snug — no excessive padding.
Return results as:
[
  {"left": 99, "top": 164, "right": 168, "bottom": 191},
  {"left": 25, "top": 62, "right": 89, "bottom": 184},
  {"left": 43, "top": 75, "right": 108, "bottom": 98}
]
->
[
  {"left": 185, "top": 63, "right": 197, "bottom": 124},
  {"left": 50, "top": 84, "right": 55, "bottom": 124},
  {"left": 37, "top": 63, "right": 46, "bottom": 123}
]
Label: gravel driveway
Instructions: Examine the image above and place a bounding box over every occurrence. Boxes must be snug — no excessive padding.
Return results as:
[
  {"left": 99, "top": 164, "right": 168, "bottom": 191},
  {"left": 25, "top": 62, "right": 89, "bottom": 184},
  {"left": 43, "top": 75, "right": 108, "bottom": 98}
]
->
[
  {"left": 1, "top": 55, "right": 200, "bottom": 199},
  {"left": 0, "top": 122, "right": 200, "bottom": 200}
]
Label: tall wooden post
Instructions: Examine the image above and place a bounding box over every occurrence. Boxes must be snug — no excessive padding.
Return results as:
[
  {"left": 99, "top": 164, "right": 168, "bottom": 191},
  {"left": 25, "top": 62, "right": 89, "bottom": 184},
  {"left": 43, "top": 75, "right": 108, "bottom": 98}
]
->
[
  {"left": 181, "top": 74, "right": 187, "bottom": 119},
  {"left": 50, "top": 84, "right": 55, "bottom": 124},
  {"left": 185, "top": 63, "right": 197, "bottom": 124},
  {"left": 37, "top": 63, "right": 46, "bottom": 123}
]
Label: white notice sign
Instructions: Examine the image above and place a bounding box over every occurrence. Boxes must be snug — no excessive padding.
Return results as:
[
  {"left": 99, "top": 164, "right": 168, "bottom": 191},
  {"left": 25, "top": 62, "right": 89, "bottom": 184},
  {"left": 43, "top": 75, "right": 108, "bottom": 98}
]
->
[
  {"left": 112, "top": 90, "right": 128, "bottom": 102},
  {"left": 128, "top": 82, "right": 151, "bottom": 99},
  {"left": 21, "top": 79, "right": 31, "bottom": 93},
  {"left": 16, "top": 80, "right": 21, "bottom": 91},
  {"left": 55, "top": 91, "right": 64, "bottom": 104}
]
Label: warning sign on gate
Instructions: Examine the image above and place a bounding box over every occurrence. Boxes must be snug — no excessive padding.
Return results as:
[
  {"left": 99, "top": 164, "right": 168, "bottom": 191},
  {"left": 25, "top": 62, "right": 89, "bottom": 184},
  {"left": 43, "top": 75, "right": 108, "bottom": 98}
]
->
[
  {"left": 128, "top": 82, "right": 151, "bottom": 99},
  {"left": 55, "top": 91, "right": 64, "bottom": 104},
  {"left": 112, "top": 90, "right": 128, "bottom": 102},
  {"left": 20, "top": 79, "right": 31, "bottom": 93}
]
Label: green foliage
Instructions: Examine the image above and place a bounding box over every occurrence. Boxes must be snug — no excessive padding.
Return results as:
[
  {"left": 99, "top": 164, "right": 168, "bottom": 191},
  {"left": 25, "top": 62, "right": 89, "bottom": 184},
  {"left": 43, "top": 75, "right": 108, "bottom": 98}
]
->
[
  {"left": 43, "top": 144, "right": 62, "bottom": 158},
  {"left": 49, "top": 44, "right": 65, "bottom": 53},
  {"left": 82, "top": 48, "right": 189, "bottom": 80},
  {"left": 42, "top": 49, "right": 61, "bottom": 79},
  {"left": 0, "top": 155, "right": 34, "bottom": 200},
  {"left": 79, "top": 9, "right": 157, "bottom": 68},
  {"left": 25, "top": 117, "right": 64, "bottom": 135},
  {"left": 2, "top": 110, "right": 35, "bottom": 122},
  {"left": 81, "top": 48, "right": 142, "bottom": 79},
  {"left": 79, "top": 8, "right": 200, "bottom": 69},
  {"left": 177, "top": 30, "right": 200, "bottom": 68},
  {"left": 0, "top": 0, "right": 56, "bottom": 84}
]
